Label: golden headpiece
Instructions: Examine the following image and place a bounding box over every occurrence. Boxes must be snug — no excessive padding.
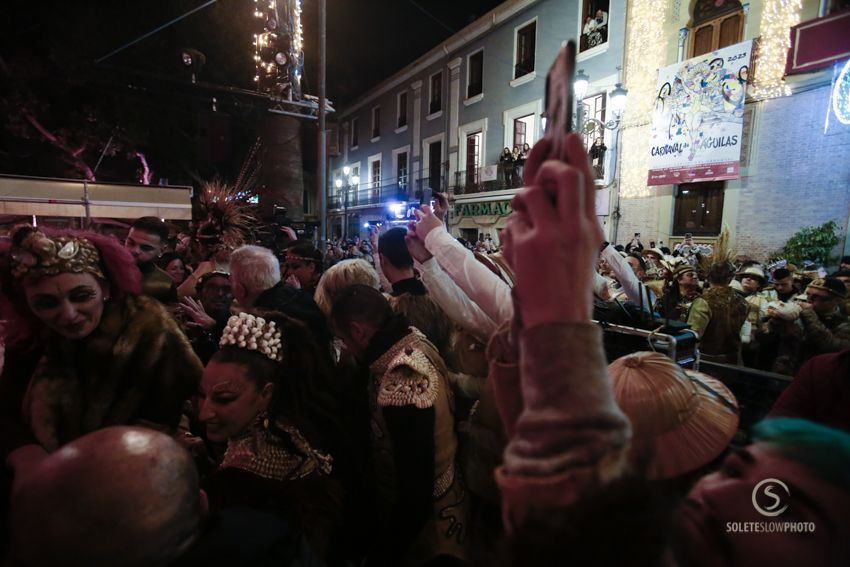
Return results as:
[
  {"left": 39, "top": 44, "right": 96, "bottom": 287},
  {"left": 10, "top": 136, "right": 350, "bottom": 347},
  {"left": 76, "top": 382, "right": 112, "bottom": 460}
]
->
[{"left": 9, "top": 225, "right": 104, "bottom": 281}]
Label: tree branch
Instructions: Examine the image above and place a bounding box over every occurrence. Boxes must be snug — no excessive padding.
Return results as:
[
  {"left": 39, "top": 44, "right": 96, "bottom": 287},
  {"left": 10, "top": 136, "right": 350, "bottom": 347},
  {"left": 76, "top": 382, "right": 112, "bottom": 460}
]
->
[{"left": 135, "top": 151, "right": 152, "bottom": 185}]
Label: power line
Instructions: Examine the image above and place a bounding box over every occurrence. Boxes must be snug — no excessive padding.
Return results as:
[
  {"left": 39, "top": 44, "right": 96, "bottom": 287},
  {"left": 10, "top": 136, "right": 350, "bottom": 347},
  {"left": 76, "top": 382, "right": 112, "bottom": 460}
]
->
[
  {"left": 408, "top": 0, "right": 455, "bottom": 33},
  {"left": 95, "top": 0, "right": 218, "bottom": 64}
]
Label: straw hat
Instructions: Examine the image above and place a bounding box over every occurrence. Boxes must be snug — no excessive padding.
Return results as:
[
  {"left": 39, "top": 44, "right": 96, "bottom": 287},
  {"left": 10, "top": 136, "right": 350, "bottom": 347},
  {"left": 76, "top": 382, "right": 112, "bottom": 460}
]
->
[
  {"left": 736, "top": 264, "right": 767, "bottom": 285},
  {"left": 608, "top": 352, "right": 739, "bottom": 480},
  {"left": 807, "top": 277, "right": 847, "bottom": 298},
  {"left": 643, "top": 248, "right": 664, "bottom": 261},
  {"left": 670, "top": 263, "right": 697, "bottom": 280}
]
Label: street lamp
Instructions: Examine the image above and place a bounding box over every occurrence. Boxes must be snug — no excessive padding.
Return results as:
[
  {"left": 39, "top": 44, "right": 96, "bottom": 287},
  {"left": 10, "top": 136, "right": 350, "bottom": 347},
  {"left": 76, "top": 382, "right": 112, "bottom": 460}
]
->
[
  {"left": 334, "top": 170, "right": 359, "bottom": 239},
  {"left": 574, "top": 69, "right": 590, "bottom": 101},
  {"left": 609, "top": 83, "right": 629, "bottom": 116},
  {"left": 573, "top": 67, "right": 629, "bottom": 130}
]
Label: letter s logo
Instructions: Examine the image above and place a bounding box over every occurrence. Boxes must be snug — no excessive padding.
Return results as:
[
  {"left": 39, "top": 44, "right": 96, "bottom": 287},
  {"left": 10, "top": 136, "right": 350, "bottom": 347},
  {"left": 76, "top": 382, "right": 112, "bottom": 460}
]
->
[{"left": 752, "top": 479, "right": 790, "bottom": 517}]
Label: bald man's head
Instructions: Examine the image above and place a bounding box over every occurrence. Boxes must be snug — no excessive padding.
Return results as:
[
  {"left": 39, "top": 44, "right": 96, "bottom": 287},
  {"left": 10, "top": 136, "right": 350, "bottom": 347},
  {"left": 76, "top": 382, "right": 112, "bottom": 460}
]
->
[{"left": 9, "top": 426, "right": 202, "bottom": 567}]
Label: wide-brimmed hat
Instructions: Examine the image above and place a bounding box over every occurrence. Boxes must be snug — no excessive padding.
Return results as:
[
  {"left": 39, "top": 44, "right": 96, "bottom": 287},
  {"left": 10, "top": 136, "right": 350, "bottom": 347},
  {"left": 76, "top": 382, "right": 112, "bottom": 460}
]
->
[
  {"left": 736, "top": 264, "right": 767, "bottom": 284},
  {"left": 607, "top": 352, "right": 739, "bottom": 480},
  {"left": 807, "top": 277, "right": 847, "bottom": 298},
  {"left": 643, "top": 248, "right": 664, "bottom": 261},
  {"left": 671, "top": 263, "right": 697, "bottom": 280}
]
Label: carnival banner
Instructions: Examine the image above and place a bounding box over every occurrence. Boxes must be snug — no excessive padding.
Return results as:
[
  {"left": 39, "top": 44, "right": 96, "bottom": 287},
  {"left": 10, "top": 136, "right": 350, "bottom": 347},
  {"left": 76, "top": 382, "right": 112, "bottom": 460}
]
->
[{"left": 647, "top": 40, "right": 753, "bottom": 186}]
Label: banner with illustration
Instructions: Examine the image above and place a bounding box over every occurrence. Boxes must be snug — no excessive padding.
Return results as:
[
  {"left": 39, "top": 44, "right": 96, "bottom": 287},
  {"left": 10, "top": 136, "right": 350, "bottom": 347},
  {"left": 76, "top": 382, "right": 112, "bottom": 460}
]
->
[{"left": 647, "top": 40, "right": 752, "bottom": 185}]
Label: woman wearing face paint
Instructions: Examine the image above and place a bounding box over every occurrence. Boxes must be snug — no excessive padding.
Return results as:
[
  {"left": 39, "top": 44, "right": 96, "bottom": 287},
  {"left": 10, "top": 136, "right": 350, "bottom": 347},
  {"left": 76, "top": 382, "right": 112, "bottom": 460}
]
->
[
  {"left": 198, "top": 311, "right": 350, "bottom": 562},
  {"left": 0, "top": 225, "right": 203, "bottom": 485}
]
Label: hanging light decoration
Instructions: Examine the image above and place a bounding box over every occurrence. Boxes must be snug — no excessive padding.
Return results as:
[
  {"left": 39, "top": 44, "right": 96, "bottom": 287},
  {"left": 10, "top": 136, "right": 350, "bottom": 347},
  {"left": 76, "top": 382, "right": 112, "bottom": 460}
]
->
[
  {"left": 750, "top": 0, "right": 802, "bottom": 100},
  {"left": 252, "top": 0, "right": 304, "bottom": 100},
  {"left": 619, "top": 0, "right": 668, "bottom": 199}
]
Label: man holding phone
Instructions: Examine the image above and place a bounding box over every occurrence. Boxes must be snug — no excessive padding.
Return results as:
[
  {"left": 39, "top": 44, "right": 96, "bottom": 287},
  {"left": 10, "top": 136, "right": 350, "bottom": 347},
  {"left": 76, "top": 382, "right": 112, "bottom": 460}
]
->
[{"left": 625, "top": 233, "right": 643, "bottom": 254}]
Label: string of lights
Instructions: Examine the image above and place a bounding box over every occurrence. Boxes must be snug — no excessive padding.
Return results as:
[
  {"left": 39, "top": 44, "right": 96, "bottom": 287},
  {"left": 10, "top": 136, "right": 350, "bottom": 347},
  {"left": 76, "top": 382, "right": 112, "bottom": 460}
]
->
[
  {"left": 750, "top": 0, "right": 802, "bottom": 100},
  {"left": 252, "top": 0, "right": 304, "bottom": 100},
  {"left": 619, "top": 0, "right": 668, "bottom": 198}
]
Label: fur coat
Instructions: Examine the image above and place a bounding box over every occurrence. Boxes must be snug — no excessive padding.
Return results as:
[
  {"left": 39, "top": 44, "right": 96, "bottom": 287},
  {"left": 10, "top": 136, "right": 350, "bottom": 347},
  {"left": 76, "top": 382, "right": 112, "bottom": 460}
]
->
[{"left": 23, "top": 294, "right": 203, "bottom": 451}]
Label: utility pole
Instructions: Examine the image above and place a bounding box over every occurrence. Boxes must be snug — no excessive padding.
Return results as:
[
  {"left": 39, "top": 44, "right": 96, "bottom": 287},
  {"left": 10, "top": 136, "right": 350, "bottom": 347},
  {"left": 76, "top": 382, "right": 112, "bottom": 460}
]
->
[{"left": 317, "top": 0, "right": 328, "bottom": 247}]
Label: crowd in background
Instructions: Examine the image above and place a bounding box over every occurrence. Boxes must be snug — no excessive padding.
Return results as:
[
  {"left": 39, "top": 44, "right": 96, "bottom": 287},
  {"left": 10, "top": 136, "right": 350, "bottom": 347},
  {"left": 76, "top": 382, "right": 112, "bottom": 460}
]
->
[{"left": 0, "top": 133, "right": 849, "bottom": 566}]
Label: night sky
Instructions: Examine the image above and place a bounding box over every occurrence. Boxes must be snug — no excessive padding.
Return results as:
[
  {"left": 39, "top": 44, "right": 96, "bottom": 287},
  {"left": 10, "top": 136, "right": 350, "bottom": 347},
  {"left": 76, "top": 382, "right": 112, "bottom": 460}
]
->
[
  {"left": 3, "top": 0, "right": 505, "bottom": 105},
  {"left": 0, "top": 0, "right": 504, "bottom": 184}
]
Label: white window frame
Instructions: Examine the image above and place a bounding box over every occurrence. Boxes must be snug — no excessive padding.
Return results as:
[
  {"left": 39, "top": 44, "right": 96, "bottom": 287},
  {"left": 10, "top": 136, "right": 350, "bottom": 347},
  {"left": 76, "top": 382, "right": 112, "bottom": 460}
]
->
[
  {"left": 367, "top": 153, "right": 382, "bottom": 190},
  {"left": 395, "top": 90, "right": 409, "bottom": 134},
  {"left": 511, "top": 16, "right": 538, "bottom": 87},
  {"left": 584, "top": 73, "right": 618, "bottom": 186},
  {"left": 457, "top": 118, "right": 488, "bottom": 179},
  {"left": 421, "top": 132, "right": 445, "bottom": 183},
  {"left": 503, "top": 99, "right": 543, "bottom": 150},
  {"left": 575, "top": 3, "right": 611, "bottom": 62},
  {"left": 371, "top": 106, "right": 381, "bottom": 142},
  {"left": 392, "top": 145, "right": 411, "bottom": 189},
  {"left": 350, "top": 117, "right": 359, "bottom": 150},
  {"left": 465, "top": 47, "right": 485, "bottom": 104},
  {"left": 427, "top": 70, "right": 444, "bottom": 120}
]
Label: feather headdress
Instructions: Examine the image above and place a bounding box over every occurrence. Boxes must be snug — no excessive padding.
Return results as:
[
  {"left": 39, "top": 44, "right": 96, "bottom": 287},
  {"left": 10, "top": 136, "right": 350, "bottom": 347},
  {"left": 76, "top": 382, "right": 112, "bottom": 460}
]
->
[{"left": 193, "top": 180, "right": 259, "bottom": 255}]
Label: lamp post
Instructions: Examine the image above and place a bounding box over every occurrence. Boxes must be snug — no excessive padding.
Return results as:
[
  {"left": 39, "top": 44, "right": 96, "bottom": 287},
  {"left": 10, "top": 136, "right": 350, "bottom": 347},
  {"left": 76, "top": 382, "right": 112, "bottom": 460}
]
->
[
  {"left": 334, "top": 166, "right": 359, "bottom": 240},
  {"left": 573, "top": 67, "right": 628, "bottom": 133},
  {"left": 572, "top": 68, "right": 628, "bottom": 243}
]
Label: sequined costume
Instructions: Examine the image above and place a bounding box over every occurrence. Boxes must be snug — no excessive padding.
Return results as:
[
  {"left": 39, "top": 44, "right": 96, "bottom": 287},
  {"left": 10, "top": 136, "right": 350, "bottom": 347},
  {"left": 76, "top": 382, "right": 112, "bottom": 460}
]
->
[{"left": 367, "top": 327, "right": 468, "bottom": 566}]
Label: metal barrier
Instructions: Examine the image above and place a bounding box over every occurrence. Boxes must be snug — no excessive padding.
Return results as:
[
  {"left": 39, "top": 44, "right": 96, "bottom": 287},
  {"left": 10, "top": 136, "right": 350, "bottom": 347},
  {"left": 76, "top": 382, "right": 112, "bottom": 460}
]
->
[
  {"left": 598, "top": 320, "right": 792, "bottom": 439},
  {"left": 697, "top": 360, "right": 792, "bottom": 437}
]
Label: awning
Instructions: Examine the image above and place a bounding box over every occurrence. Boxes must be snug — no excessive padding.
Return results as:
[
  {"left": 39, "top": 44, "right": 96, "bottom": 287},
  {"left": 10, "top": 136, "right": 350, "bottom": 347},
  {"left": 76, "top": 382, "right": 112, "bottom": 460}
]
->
[{"left": 0, "top": 175, "right": 193, "bottom": 220}]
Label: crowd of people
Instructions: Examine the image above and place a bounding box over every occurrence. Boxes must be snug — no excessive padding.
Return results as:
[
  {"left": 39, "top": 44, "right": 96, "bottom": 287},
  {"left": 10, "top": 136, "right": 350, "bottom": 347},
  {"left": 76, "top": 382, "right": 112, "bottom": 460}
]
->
[
  {"left": 598, "top": 231, "right": 850, "bottom": 378},
  {"left": 0, "top": 132, "right": 848, "bottom": 566}
]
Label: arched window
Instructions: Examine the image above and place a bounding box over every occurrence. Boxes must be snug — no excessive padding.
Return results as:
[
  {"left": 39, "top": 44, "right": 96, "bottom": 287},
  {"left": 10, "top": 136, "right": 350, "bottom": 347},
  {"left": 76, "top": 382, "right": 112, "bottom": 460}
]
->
[{"left": 689, "top": 0, "right": 744, "bottom": 57}]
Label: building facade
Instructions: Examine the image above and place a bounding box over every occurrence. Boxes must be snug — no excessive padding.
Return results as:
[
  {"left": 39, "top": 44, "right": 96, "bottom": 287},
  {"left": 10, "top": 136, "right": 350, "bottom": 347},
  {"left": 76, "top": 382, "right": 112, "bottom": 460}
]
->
[
  {"left": 328, "top": 0, "right": 627, "bottom": 242},
  {"left": 614, "top": 0, "right": 850, "bottom": 260}
]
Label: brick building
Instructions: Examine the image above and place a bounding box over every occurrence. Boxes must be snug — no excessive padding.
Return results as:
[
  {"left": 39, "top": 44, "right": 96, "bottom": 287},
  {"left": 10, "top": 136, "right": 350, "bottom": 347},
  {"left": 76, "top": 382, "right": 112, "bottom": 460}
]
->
[{"left": 613, "top": 0, "right": 850, "bottom": 263}]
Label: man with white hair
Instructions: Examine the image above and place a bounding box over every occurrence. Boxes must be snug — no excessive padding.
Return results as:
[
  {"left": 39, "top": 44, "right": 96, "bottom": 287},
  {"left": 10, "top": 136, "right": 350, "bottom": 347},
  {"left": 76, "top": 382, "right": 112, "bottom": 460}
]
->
[
  {"left": 229, "top": 244, "right": 331, "bottom": 346},
  {"left": 228, "top": 245, "right": 282, "bottom": 310}
]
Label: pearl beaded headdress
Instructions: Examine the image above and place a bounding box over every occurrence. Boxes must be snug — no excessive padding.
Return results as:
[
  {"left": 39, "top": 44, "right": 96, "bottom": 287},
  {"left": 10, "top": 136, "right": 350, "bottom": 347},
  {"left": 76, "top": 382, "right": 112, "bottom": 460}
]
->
[{"left": 220, "top": 312, "right": 283, "bottom": 362}]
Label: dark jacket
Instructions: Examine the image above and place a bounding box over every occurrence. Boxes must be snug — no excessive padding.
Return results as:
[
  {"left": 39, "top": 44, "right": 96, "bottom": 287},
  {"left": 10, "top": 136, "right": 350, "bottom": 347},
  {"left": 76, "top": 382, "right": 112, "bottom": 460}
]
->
[
  {"left": 140, "top": 264, "right": 178, "bottom": 304},
  {"left": 254, "top": 282, "right": 332, "bottom": 347}
]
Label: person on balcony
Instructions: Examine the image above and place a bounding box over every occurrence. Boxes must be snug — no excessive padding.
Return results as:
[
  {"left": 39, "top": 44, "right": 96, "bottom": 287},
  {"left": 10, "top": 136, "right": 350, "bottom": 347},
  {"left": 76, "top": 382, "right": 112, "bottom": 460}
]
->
[{"left": 499, "top": 147, "right": 516, "bottom": 188}]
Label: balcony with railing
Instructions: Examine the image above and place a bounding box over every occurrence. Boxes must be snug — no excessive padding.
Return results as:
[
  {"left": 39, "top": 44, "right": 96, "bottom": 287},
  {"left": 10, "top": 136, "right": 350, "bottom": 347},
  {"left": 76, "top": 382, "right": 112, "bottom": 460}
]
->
[
  {"left": 328, "top": 176, "right": 412, "bottom": 211},
  {"left": 451, "top": 163, "right": 524, "bottom": 195}
]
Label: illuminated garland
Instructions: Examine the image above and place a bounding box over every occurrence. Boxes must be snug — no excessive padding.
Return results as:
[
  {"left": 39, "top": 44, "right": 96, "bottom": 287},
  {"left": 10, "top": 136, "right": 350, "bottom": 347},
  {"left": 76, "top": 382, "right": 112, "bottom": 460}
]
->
[
  {"left": 750, "top": 0, "right": 801, "bottom": 100},
  {"left": 252, "top": 0, "right": 304, "bottom": 100},
  {"left": 619, "top": 0, "right": 668, "bottom": 198}
]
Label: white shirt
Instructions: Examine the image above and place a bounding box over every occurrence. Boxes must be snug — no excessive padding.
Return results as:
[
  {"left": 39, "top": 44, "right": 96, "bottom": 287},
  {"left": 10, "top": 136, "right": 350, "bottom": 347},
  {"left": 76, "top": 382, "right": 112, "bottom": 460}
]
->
[
  {"left": 600, "top": 245, "right": 656, "bottom": 312},
  {"left": 424, "top": 227, "right": 514, "bottom": 326},
  {"left": 418, "top": 257, "right": 498, "bottom": 342}
]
